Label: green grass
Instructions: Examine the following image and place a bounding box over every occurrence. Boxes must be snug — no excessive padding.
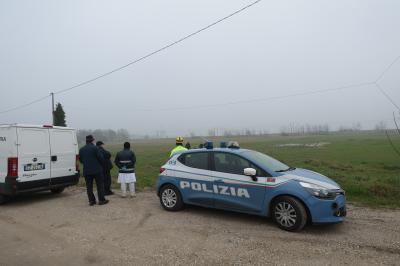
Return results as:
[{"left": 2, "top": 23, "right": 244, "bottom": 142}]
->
[{"left": 79, "top": 132, "right": 400, "bottom": 208}]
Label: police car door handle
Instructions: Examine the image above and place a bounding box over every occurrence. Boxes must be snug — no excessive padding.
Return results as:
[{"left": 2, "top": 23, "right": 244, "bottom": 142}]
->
[{"left": 215, "top": 179, "right": 224, "bottom": 183}]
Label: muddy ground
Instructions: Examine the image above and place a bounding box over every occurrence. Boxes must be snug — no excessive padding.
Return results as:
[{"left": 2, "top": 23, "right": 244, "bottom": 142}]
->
[{"left": 0, "top": 188, "right": 399, "bottom": 265}]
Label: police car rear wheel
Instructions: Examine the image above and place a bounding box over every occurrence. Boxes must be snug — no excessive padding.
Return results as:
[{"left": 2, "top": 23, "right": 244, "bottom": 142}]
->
[
  {"left": 273, "top": 196, "right": 307, "bottom": 232},
  {"left": 160, "top": 185, "right": 184, "bottom": 211}
]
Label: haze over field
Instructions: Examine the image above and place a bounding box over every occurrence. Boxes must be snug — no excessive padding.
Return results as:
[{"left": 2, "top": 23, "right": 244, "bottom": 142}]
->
[{"left": 0, "top": 0, "right": 399, "bottom": 136}]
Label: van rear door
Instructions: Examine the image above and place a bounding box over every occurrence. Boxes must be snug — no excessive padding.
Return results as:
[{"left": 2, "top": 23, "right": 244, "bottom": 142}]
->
[
  {"left": 49, "top": 129, "right": 77, "bottom": 186},
  {"left": 16, "top": 128, "right": 51, "bottom": 188}
]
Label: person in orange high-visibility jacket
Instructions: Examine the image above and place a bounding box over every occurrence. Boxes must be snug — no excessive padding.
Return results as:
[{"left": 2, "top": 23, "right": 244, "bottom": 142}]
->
[{"left": 170, "top": 136, "right": 187, "bottom": 157}]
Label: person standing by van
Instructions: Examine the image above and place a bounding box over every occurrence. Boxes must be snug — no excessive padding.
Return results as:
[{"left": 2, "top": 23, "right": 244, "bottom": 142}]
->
[
  {"left": 96, "top": 141, "right": 114, "bottom": 195},
  {"left": 79, "top": 135, "right": 109, "bottom": 206},
  {"left": 114, "top": 142, "right": 136, "bottom": 198}
]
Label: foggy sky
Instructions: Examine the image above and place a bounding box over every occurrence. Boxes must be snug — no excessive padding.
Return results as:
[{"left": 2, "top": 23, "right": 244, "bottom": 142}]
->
[{"left": 1, "top": 0, "right": 399, "bottom": 136}]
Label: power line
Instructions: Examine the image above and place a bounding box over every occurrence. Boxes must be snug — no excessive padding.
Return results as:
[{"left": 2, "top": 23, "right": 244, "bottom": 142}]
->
[
  {"left": 0, "top": 0, "right": 398, "bottom": 115},
  {"left": 135, "top": 81, "right": 376, "bottom": 112},
  {"left": 0, "top": 0, "right": 263, "bottom": 114},
  {"left": 374, "top": 83, "right": 400, "bottom": 111},
  {"left": 375, "top": 55, "right": 400, "bottom": 82},
  {"left": 54, "top": 0, "right": 262, "bottom": 95},
  {"left": 373, "top": 54, "right": 400, "bottom": 111},
  {"left": 0, "top": 95, "right": 50, "bottom": 115}
]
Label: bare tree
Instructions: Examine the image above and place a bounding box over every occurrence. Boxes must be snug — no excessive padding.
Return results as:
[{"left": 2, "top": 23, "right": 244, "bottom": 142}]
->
[
  {"left": 375, "top": 121, "right": 387, "bottom": 132},
  {"left": 385, "top": 111, "right": 400, "bottom": 158}
]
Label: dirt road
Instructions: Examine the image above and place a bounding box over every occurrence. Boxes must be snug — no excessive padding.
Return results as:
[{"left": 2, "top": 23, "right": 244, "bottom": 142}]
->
[{"left": 0, "top": 188, "right": 399, "bottom": 266}]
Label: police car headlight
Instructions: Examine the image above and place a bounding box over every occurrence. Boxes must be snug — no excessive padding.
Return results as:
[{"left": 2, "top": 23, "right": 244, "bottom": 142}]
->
[{"left": 299, "top": 182, "right": 335, "bottom": 199}]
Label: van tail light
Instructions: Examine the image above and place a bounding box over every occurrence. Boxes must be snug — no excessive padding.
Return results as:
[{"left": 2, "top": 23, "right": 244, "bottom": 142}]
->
[
  {"left": 160, "top": 167, "right": 166, "bottom": 173},
  {"left": 75, "top": 155, "right": 80, "bottom": 172},
  {"left": 7, "top": 157, "right": 18, "bottom": 177}
]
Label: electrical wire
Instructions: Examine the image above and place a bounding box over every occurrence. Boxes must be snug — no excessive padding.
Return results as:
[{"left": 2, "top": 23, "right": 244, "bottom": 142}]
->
[
  {"left": 375, "top": 55, "right": 400, "bottom": 83},
  {"left": 374, "top": 83, "right": 400, "bottom": 111},
  {"left": 134, "top": 81, "right": 376, "bottom": 112},
  {"left": 0, "top": 0, "right": 398, "bottom": 115},
  {"left": 0, "top": 0, "right": 262, "bottom": 114},
  {"left": 0, "top": 95, "right": 50, "bottom": 114},
  {"left": 54, "top": 0, "right": 262, "bottom": 95}
]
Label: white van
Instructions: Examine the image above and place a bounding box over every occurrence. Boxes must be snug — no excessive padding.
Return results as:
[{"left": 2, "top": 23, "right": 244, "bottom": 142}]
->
[{"left": 0, "top": 124, "right": 80, "bottom": 204}]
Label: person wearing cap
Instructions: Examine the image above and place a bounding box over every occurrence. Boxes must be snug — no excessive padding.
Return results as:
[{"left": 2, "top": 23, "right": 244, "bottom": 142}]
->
[
  {"left": 170, "top": 136, "right": 188, "bottom": 157},
  {"left": 185, "top": 142, "right": 191, "bottom": 150},
  {"left": 114, "top": 142, "right": 137, "bottom": 198},
  {"left": 79, "top": 135, "right": 109, "bottom": 206},
  {"left": 96, "top": 141, "right": 114, "bottom": 196}
]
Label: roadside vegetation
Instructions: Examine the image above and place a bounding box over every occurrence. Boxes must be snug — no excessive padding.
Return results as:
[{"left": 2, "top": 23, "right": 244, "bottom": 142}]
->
[{"left": 79, "top": 132, "right": 400, "bottom": 208}]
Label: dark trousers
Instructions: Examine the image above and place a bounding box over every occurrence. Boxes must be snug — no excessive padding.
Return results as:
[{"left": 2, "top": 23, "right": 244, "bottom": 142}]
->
[
  {"left": 103, "top": 170, "right": 112, "bottom": 193},
  {"left": 85, "top": 174, "right": 106, "bottom": 203}
]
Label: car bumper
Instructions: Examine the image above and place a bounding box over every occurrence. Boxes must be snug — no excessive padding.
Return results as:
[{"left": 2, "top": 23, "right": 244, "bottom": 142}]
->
[{"left": 306, "top": 194, "right": 347, "bottom": 224}]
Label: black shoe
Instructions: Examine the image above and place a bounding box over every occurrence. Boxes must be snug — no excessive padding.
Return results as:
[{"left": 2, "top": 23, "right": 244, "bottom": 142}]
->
[
  {"left": 89, "top": 201, "right": 96, "bottom": 206},
  {"left": 98, "top": 200, "right": 109, "bottom": 205},
  {"left": 105, "top": 191, "right": 114, "bottom": 196}
]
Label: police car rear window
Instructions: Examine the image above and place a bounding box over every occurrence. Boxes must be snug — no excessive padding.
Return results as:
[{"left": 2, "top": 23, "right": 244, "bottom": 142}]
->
[{"left": 178, "top": 152, "right": 208, "bottom": 170}]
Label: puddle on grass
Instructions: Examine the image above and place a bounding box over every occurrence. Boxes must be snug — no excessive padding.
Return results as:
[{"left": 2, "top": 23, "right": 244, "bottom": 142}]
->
[{"left": 275, "top": 142, "right": 331, "bottom": 148}]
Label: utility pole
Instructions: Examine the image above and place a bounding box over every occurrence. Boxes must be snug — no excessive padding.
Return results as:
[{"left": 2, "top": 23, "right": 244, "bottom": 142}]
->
[{"left": 50, "top": 92, "right": 55, "bottom": 125}]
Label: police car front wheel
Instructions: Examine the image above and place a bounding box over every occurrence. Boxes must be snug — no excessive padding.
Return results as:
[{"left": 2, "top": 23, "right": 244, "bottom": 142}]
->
[
  {"left": 160, "top": 185, "right": 184, "bottom": 211},
  {"left": 272, "top": 196, "right": 307, "bottom": 232}
]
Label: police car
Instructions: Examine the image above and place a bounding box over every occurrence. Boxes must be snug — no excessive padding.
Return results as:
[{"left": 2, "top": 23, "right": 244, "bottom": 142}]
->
[{"left": 156, "top": 142, "right": 346, "bottom": 231}]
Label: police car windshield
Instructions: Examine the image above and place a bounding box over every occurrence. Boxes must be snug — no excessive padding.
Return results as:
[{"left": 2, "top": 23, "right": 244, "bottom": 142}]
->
[{"left": 242, "top": 151, "right": 290, "bottom": 172}]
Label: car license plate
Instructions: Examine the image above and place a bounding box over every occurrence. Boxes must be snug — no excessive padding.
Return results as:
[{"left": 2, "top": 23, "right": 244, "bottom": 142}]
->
[{"left": 24, "top": 163, "right": 45, "bottom": 171}]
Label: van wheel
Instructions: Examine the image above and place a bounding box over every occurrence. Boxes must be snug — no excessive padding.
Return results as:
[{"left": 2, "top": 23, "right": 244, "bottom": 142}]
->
[
  {"left": 51, "top": 187, "right": 65, "bottom": 194},
  {"left": 0, "top": 195, "right": 8, "bottom": 205},
  {"left": 272, "top": 196, "right": 307, "bottom": 232},
  {"left": 159, "top": 185, "right": 184, "bottom": 211}
]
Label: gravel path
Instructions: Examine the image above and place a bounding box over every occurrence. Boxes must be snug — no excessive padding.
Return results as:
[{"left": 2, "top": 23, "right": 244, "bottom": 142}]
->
[{"left": 0, "top": 188, "right": 399, "bottom": 265}]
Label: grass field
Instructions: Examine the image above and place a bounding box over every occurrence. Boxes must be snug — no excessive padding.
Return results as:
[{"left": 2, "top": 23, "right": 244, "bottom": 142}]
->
[{"left": 79, "top": 132, "right": 400, "bottom": 208}]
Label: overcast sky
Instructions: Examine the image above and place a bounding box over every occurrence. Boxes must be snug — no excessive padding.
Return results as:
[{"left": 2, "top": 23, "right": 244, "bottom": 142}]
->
[{"left": 0, "top": 0, "right": 399, "bottom": 136}]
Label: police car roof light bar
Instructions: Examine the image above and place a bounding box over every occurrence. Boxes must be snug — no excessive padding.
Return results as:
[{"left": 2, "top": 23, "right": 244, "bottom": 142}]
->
[{"left": 205, "top": 141, "right": 213, "bottom": 149}]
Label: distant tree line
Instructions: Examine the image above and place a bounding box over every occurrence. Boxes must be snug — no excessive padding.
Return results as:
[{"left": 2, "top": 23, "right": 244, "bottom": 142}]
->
[
  {"left": 206, "top": 128, "right": 269, "bottom": 137},
  {"left": 280, "top": 123, "right": 330, "bottom": 136},
  {"left": 204, "top": 121, "right": 392, "bottom": 138},
  {"left": 77, "top": 129, "right": 130, "bottom": 144},
  {"left": 76, "top": 120, "right": 393, "bottom": 144}
]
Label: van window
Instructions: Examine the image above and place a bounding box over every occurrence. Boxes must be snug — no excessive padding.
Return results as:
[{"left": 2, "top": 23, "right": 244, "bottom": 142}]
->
[{"left": 178, "top": 152, "right": 208, "bottom": 170}]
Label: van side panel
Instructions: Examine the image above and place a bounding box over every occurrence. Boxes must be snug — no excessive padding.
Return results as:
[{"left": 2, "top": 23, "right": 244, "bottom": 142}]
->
[
  {"left": 16, "top": 128, "right": 51, "bottom": 185},
  {"left": 0, "top": 127, "right": 17, "bottom": 184},
  {"left": 49, "top": 129, "right": 78, "bottom": 185}
]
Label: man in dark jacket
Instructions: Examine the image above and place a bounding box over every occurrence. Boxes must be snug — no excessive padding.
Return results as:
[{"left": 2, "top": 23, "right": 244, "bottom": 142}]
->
[
  {"left": 79, "top": 135, "right": 109, "bottom": 206},
  {"left": 114, "top": 142, "right": 137, "bottom": 197},
  {"left": 96, "top": 141, "right": 114, "bottom": 195}
]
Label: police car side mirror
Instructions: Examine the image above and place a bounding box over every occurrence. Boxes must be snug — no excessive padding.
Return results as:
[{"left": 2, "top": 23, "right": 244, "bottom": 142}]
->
[{"left": 244, "top": 168, "right": 257, "bottom": 181}]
